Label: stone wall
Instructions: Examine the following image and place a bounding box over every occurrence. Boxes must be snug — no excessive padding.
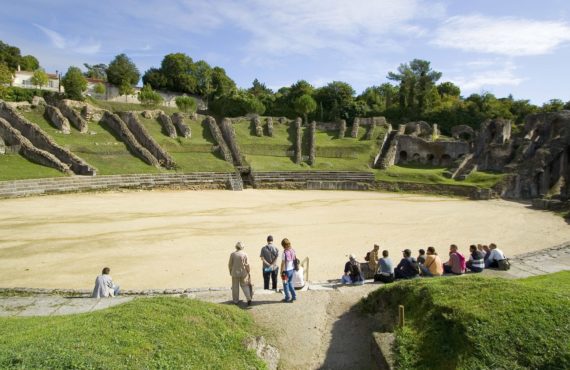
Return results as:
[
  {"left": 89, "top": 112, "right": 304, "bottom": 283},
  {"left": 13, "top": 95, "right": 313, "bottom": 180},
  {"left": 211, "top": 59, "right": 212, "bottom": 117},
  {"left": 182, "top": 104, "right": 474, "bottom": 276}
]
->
[
  {"left": 205, "top": 116, "right": 233, "bottom": 163},
  {"left": 309, "top": 121, "right": 316, "bottom": 165},
  {"left": 253, "top": 116, "right": 263, "bottom": 137},
  {"left": 252, "top": 171, "right": 375, "bottom": 190},
  {"left": 0, "top": 135, "right": 4, "bottom": 154},
  {"left": 157, "top": 111, "right": 177, "bottom": 138},
  {"left": 0, "top": 117, "right": 73, "bottom": 174},
  {"left": 120, "top": 112, "right": 175, "bottom": 169},
  {"left": 396, "top": 135, "right": 470, "bottom": 167},
  {"left": 351, "top": 118, "right": 360, "bottom": 138},
  {"left": 171, "top": 113, "right": 191, "bottom": 138},
  {"left": 375, "top": 131, "right": 399, "bottom": 169},
  {"left": 266, "top": 117, "right": 274, "bottom": 137},
  {"left": 58, "top": 100, "right": 88, "bottom": 133},
  {"left": 44, "top": 105, "right": 71, "bottom": 134},
  {"left": 101, "top": 111, "right": 159, "bottom": 167},
  {"left": 0, "top": 172, "right": 241, "bottom": 198},
  {"left": 220, "top": 118, "right": 244, "bottom": 166},
  {"left": 0, "top": 101, "right": 95, "bottom": 175},
  {"left": 339, "top": 120, "right": 347, "bottom": 139},
  {"left": 295, "top": 117, "right": 303, "bottom": 164}
]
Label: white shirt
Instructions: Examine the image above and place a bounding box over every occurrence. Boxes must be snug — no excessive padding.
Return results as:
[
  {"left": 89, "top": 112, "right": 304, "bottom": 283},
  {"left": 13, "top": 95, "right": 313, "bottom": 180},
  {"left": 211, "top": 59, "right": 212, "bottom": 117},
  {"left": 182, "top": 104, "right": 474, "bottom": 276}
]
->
[
  {"left": 92, "top": 274, "right": 116, "bottom": 298},
  {"left": 283, "top": 252, "right": 294, "bottom": 271},
  {"left": 488, "top": 249, "right": 505, "bottom": 262}
]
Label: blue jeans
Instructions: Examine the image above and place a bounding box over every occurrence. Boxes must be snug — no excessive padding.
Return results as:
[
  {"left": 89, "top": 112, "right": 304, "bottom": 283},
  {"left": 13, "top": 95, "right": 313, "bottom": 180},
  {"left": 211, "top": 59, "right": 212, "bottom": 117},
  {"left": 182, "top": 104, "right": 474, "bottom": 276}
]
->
[{"left": 283, "top": 270, "right": 296, "bottom": 301}]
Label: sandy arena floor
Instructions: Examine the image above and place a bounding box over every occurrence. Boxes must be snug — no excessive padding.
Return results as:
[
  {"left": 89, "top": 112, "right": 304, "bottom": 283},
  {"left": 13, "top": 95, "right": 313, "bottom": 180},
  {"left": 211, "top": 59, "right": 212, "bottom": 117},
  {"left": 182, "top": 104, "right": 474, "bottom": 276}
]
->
[{"left": 1, "top": 189, "right": 569, "bottom": 290}]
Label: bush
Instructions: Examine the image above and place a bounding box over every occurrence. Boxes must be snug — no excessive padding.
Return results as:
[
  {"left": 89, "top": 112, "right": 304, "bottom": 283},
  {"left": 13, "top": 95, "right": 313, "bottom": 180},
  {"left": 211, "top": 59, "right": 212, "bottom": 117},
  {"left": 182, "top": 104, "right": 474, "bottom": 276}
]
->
[
  {"left": 175, "top": 95, "right": 197, "bottom": 113},
  {"left": 209, "top": 93, "right": 265, "bottom": 117},
  {"left": 0, "top": 86, "right": 63, "bottom": 103},
  {"left": 137, "top": 84, "right": 163, "bottom": 107}
]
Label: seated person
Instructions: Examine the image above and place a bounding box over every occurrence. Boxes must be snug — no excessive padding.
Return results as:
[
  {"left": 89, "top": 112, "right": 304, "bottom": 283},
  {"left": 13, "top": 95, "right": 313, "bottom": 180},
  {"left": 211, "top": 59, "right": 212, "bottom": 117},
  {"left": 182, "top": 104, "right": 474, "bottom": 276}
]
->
[
  {"left": 420, "top": 246, "right": 443, "bottom": 277},
  {"left": 466, "top": 244, "right": 485, "bottom": 273},
  {"left": 342, "top": 254, "right": 364, "bottom": 284},
  {"left": 92, "top": 267, "right": 120, "bottom": 298},
  {"left": 394, "top": 249, "right": 419, "bottom": 279},
  {"left": 443, "top": 244, "right": 466, "bottom": 275},
  {"left": 417, "top": 248, "right": 426, "bottom": 265},
  {"left": 485, "top": 243, "right": 506, "bottom": 268},
  {"left": 374, "top": 250, "right": 395, "bottom": 283},
  {"left": 292, "top": 266, "right": 305, "bottom": 289},
  {"left": 365, "top": 244, "right": 380, "bottom": 279}
]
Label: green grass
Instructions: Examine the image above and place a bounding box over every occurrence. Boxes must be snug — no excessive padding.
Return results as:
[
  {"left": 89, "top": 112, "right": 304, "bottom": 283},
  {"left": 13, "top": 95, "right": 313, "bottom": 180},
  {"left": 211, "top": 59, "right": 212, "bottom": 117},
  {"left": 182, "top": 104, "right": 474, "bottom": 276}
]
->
[
  {"left": 86, "top": 97, "right": 180, "bottom": 115},
  {"left": 0, "top": 154, "right": 66, "bottom": 181},
  {"left": 361, "top": 272, "right": 570, "bottom": 370},
  {"left": 373, "top": 164, "right": 504, "bottom": 189},
  {"left": 0, "top": 297, "right": 265, "bottom": 369}
]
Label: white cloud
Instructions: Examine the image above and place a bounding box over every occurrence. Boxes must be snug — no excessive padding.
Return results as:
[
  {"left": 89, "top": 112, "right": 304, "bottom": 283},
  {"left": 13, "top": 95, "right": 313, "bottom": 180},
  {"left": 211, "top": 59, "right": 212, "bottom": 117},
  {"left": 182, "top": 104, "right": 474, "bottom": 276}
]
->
[
  {"left": 33, "top": 23, "right": 101, "bottom": 55},
  {"left": 432, "top": 15, "right": 570, "bottom": 56},
  {"left": 33, "top": 24, "right": 66, "bottom": 49},
  {"left": 448, "top": 60, "right": 524, "bottom": 93}
]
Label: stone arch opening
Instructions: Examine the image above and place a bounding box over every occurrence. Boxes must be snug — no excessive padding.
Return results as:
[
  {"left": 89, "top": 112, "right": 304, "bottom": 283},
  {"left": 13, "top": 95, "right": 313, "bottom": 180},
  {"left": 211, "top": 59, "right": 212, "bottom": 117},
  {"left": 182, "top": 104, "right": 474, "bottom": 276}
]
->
[
  {"left": 440, "top": 154, "right": 452, "bottom": 167},
  {"left": 399, "top": 151, "right": 408, "bottom": 162},
  {"left": 412, "top": 153, "right": 421, "bottom": 162},
  {"left": 427, "top": 153, "right": 435, "bottom": 165}
]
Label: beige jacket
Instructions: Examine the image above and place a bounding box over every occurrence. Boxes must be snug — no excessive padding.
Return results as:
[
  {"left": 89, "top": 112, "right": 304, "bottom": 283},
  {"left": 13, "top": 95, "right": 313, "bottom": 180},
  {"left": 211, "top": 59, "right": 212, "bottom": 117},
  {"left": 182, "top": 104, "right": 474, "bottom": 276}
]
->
[{"left": 229, "top": 250, "right": 250, "bottom": 278}]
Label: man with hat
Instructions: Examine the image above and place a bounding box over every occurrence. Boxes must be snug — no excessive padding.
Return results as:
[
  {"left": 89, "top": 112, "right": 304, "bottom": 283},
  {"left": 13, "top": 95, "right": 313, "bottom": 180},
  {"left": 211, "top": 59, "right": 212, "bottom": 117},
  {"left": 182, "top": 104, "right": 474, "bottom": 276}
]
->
[
  {"left": 228, "top": 241, "right": 252, "bottom": 306},
  {"left": 394, "top": 249, "right": 419, "bottom": 279},
  {"left": 260, "top": 235, "right": 279, "bottom": 290}
]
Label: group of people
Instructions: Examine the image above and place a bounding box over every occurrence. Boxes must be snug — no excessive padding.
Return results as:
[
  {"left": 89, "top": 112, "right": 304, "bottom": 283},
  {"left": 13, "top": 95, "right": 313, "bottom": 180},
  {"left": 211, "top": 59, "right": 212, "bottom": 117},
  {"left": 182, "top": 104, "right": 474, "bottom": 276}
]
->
[
  {"left": 343, "top": 243, "right": 508, "bottom": 284},
  {"left": 229, "top": 235, "right": 303, "bottom": 306}
]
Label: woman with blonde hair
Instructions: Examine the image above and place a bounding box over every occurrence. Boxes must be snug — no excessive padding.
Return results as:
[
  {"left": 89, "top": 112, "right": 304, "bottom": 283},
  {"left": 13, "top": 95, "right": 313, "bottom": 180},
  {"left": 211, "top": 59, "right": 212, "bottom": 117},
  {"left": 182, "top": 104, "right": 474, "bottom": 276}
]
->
[{"left": 280, "top": 238, "right": 297, "bottom": 303}]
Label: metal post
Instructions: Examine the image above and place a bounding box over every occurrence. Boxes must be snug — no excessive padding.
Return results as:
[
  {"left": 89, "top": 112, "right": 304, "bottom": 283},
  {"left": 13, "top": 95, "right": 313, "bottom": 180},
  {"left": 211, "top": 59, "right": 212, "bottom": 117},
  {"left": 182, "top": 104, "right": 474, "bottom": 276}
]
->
[{"left": 399, "top": 305, "right": 405, "bottom": 328}]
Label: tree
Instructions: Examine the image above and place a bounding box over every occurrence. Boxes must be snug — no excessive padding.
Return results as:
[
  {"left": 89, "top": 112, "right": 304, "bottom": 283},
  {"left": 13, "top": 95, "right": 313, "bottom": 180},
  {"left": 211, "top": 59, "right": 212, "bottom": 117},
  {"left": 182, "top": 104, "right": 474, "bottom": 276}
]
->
[
  {"left": 83, "top": 63, "right": 107, "bottom": 80},
  {"left": 142, "top": 67, "right": 167, "bottom": 90},
  {"left": 315, "top": 81, "right": 355, "bottom": 121},
  {"left": 437, "top": 81, "right": 461, "bottom": 98},
  {"left": 61, "top": 66, "right": 87, "bottom": 100},
  {"left": 93, "top": 82, "right": 106, "bottom": 95},
  {"left": 31, "top": 69, "right": 49, "bottom": 89},
  {"left": 137, "top": 84, "right": 163, "bottom": 107},
  {"left": 0, "top": 41, "right": 22, "bottom": 70},
  {"left": 294, "top": 94, "right": 317, "bottom": 124},
  {"left": 210, "top": 66, "right": 236, "bottom": 99},
  {"left": 118, "top": 80, "right": 134, "bottom": 102},
  {"left": 541, "top": 99, "right": 565, "bottom": 113},
  {"left": 0, "top": 63, "right": 12, "bottom": 85},
  {"left": 175, "top": 95, "right": 197, "bottom": 113},
  {"left": 20, "top": 55, "right": 39, "bottom": 71},
  {"left": 160, "top": 53, "right": 196, "bottom": 93},
  {"left": 106, "top": 54, "right": 140, "bottom": 87}
]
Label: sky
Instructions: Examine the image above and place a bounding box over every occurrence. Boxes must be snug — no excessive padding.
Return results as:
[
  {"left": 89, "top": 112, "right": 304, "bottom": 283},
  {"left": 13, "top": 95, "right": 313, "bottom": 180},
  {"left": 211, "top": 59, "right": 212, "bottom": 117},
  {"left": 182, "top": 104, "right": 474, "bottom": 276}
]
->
[{"left": 1, "top": 0, "right": 570, "bottom": 104}]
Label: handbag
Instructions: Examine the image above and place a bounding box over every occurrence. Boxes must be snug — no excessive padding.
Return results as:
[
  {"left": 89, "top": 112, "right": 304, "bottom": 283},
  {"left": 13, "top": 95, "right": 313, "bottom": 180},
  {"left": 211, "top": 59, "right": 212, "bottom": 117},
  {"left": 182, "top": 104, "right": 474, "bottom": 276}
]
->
[
  {"left": 293, "top": 257, "right": 300, "bottom": 271},
  {"left": 497, "top": 258, "right": 511, "bottom": 271}
]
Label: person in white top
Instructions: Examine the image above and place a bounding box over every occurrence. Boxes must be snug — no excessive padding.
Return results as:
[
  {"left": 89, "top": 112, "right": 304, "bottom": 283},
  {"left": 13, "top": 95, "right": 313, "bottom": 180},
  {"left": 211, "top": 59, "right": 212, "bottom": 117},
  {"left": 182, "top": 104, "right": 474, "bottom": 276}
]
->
[
  {"left": 92, "top": 267, "right": 120, "bottom": 298},
  {"left": 485, "top": 243, "right": 506, "bottom": 268}
]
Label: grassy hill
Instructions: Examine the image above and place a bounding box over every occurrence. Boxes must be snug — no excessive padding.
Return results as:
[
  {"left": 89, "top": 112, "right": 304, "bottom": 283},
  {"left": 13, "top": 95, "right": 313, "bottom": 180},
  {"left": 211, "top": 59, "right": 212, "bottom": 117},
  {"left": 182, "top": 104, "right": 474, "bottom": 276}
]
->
[
  {"left": 361, "top": 271, "right": 570, "bottom": 369},
  {"left": 0, "top": 297, "right": 265, "bottom": 369}
]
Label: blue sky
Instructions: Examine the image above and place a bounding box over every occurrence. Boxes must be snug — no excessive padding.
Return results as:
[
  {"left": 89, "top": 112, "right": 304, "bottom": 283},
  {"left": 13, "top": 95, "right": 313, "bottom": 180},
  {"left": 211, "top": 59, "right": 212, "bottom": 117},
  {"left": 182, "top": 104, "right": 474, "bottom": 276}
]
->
[{"left": 1, "top": 0, "right": 570, "bottom": 104}]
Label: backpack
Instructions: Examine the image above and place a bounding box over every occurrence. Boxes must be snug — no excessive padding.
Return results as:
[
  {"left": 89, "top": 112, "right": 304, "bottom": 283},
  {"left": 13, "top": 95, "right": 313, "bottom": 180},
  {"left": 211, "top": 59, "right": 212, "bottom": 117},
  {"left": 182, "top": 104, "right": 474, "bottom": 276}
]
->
[
  {"left": 364, "top": 252, "right": 371, "bottom": 261},
  {"left": 497, "top": 258, "right": 511, "bottom": 271},
  {"left": 456, "top": 252, "right": 467, "bottom": 271},
  {"left": 350, "top": 261, "right": 360, "bottom": 276}
]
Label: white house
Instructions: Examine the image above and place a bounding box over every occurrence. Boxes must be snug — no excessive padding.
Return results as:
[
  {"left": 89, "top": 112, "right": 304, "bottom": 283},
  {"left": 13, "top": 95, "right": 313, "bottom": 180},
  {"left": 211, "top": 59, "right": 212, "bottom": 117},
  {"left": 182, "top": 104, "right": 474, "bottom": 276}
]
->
[{"left": 12, "top": 66, "right": 60, "bottom": 91}]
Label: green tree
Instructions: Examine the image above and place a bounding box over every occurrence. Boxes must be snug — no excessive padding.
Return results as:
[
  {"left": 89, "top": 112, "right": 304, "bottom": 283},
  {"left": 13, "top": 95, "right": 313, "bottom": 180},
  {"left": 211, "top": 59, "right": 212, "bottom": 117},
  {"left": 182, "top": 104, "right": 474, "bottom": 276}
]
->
[
  {"left": 175, "top": 95, "right": 197, "bottom": 113},
  {"left": 437, "top": 81, "right": 461, "bottom": 98},
  {"left": 93, "top": 82, "right": 106, "bottom": 95},
  {"left": 83, "top": 63, "right": 107, "bottom": 80},
  {"left": 210, "top": 66, "right": 236, "bottom": 99},
  {"left": 118, "top": 80, "right": 134, "bottom": 102},
  {"left": 294, "top": 94, "right": 317, "bottom": 124},
  {"left": 0, "top": 41, "right": 22, "bottom": 70},
  {"left": 31, "top": 69, "right": 49, "bottom": 89},
  {"left": 137, "top": 84, "right": 163, "bottom": 107},
  {"left": 142, "top": 67, "right": 167, "bottom": 90},
  {"left": 315, "top": 81, "right": 355, "bottom": 121},
  {"left": 541, "top": 99, "right": 565, "bottom": 113},
  {"left": 20, "top": 55, "right": 39, "bottom": 71},
  {"left": 0, "top": 63, "right": 13, "bottom": 85},
  {"left": 106, "top": 54, "right": 140, "bottom": 87},
  {"left": 160, "top": 53, "right": 197, "bottom": 93},
  {"left": 61, "top": 66, "right": 87, "bottom": 100}
]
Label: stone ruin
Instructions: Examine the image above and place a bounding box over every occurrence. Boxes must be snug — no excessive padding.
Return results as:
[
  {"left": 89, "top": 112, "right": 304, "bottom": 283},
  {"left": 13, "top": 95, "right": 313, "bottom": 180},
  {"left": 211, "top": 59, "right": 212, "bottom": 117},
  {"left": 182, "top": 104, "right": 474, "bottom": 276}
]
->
[
  {"left": 253, "top": 116, "right": 263, "bottom": 137},
  {"left": 339, "top": 120, "right": 347, "bottom": 139},
  {"left": 266, "top": 117, "right": 274, "bottom": 137},
  {"left": 294, "top": 117, "right": 302, "bottom": 164},
  {"left": 0, "top": 136, "right": 4, "bottom": 154}
]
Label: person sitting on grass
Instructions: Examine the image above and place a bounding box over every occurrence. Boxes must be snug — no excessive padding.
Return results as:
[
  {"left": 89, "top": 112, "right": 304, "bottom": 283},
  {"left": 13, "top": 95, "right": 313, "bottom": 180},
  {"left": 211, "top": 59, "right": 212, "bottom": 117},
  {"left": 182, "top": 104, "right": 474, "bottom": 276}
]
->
[
  {"left": 466, "top": 244, "right": 485, "bottom": 273},
  {"left": 420, "top": 246, "right": 443, "bottom": 277},
  {"left": 485, "top": 243, "right": 506, "bottom": 268},
  {"left": 443, "top": 244, "right": 466, "bottom": 275},
  {"left": 342, "top": 254, "right": 364, "bottom": 285},
  {"left": 374, "top": 250, "right": 394, "bottom": 283},
  {"left": 417, "top": 248, "right": 426, "bottom": 265},
  {"left": 394, "top": 249, "right": 419, "bottom": 279},
  {"left": 479, "top": 244, "right": 491, "bottom": 263},
  {"left": 92, "top": 267, "right": 120, "bottom": 298}
]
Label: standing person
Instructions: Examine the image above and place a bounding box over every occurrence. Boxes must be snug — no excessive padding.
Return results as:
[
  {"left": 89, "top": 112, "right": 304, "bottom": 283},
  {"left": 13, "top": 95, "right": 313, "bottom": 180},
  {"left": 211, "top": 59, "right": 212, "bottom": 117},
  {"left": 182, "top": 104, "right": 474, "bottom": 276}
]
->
[
  {"left": 417, "top": 249, "right": 426, "bottom": 265},
  {"left": 280, "top": 238, "right": 297, "bottom": 302},
  {"left": 92, "top": 267, "right": 120, "bottom": 298},
  {"left": 420, "top": 247, "right": 444, "bottom": 277},
  {"left": 374, "top": 250, "right": 394, "bottom": 283},
  {"left": 228, "top": 241, "right": 252, "bottom": 306},
  {"left": 443, "top": 244, "right": 466, "bottom": 275},
  {"left": 466, "top": 245, "right": 485, "bottom": 272},
  {"left": 394, "top": 249, "right": 419, "bottom": 279},
  {"left": 260, "top": 235, "right": 279, "bottom": 290},
  {"left": 485, "top": 243, "right": 506, "bottom": 268},
  {"left": 366, "top": 244, "right": 380, "bottom": 278}
]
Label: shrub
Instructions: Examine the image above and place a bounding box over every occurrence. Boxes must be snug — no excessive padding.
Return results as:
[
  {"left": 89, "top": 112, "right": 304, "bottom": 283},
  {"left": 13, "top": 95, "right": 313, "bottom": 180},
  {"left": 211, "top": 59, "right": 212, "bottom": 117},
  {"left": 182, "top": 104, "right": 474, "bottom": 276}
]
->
[{"left": 175, "top": 95, "right": 197, "bottom": 113}]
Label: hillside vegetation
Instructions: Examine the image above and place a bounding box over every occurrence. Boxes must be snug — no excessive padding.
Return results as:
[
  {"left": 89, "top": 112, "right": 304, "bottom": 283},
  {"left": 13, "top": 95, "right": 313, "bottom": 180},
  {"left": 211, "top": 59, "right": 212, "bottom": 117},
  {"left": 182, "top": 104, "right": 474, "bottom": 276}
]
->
[
  {"left": 0, "top": 297, "right": 265, "bottom": 369},
  {"left": 361, "top": 272, "right": 570, "bottom": 370}
]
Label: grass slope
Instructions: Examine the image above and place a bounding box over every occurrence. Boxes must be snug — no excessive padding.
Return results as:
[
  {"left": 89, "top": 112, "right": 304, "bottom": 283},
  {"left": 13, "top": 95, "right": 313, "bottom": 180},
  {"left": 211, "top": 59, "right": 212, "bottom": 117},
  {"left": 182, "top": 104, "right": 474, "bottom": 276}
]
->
[
  {"left": 361, "top": 272, "right": 570, "bottom": 370},
  {"left": 0, "top": 154, "right": 65, "bottom": 181},
  {"left": 0, "top": 297, "right": 265, "bottom": 369}
]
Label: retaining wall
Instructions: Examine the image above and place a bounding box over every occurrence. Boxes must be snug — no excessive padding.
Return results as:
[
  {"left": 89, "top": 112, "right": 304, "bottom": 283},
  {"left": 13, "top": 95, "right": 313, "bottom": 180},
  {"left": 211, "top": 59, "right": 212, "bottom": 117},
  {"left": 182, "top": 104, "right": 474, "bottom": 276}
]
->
[
  {"left": 220, "top": 117, "right": 244, "bottom": 166},
  {"left": 171, "top": 113, "right": 191, "bottom": 138},
  {"left": 44, "top": 105, "right": 70, "bottom": 134},
  {"left": 157, "top": 111, "right": 177, "bottom": 138},
  {"left": 295, "top": 117, "right": 302, "bottom": 164},
  {"left": 205, "top": 116, "right": 233, "bottom": 163},
  {"left": 0, "top": 172, "right": 240, "bottom": 198},
  {"left": 58, "top": 100, "right": 88, "bottom": 133}
]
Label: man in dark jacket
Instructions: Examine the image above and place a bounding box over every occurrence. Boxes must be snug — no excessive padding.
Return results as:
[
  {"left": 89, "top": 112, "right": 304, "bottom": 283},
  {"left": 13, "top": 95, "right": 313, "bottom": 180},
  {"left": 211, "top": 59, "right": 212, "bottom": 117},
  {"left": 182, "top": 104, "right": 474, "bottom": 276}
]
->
[{"left": 394, "top": 249, "right": 419, "bottom": 279}]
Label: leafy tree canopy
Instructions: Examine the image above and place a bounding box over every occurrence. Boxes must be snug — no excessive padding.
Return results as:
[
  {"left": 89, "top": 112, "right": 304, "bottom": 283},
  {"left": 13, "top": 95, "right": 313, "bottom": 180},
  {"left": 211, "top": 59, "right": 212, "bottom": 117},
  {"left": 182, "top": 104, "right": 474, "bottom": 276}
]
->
[
  {"left": 0, "top": 63, "right": 13, "bottom": 85},
  {"left": 106, "top": 54, "right": 140, "bottom": 87},
  {"left": 62, "top": 66, "right": 87, "bottom": 100},
  {"left": 175, "top": 95, "right": 197, "bottom": 113},
  {"left": 31, "top": 69, "right": 49, "bottom": 88},
  {"left": 0, "top": 40, "right": 40, "bottom": 71},
  {"left": 137, "top": 84, "right": 163, "bottom": 107},
  {"left": 84, "top": 63, "right": 107, "bottom": 81}
]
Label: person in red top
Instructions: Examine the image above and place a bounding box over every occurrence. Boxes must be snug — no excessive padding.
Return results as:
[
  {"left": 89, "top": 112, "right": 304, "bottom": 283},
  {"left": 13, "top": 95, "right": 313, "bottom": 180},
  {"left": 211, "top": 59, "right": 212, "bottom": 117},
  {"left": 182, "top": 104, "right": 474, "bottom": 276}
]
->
[{"left": 443, "top": 244, "right": 466, "bottom": 275}]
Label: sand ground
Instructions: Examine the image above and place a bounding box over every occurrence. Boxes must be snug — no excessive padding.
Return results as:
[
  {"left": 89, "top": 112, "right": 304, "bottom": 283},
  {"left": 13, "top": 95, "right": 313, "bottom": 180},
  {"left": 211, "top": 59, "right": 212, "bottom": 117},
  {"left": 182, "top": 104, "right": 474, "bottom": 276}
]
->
[{"left": 1, "top": 189, "right": 569, "bottom": 290}]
